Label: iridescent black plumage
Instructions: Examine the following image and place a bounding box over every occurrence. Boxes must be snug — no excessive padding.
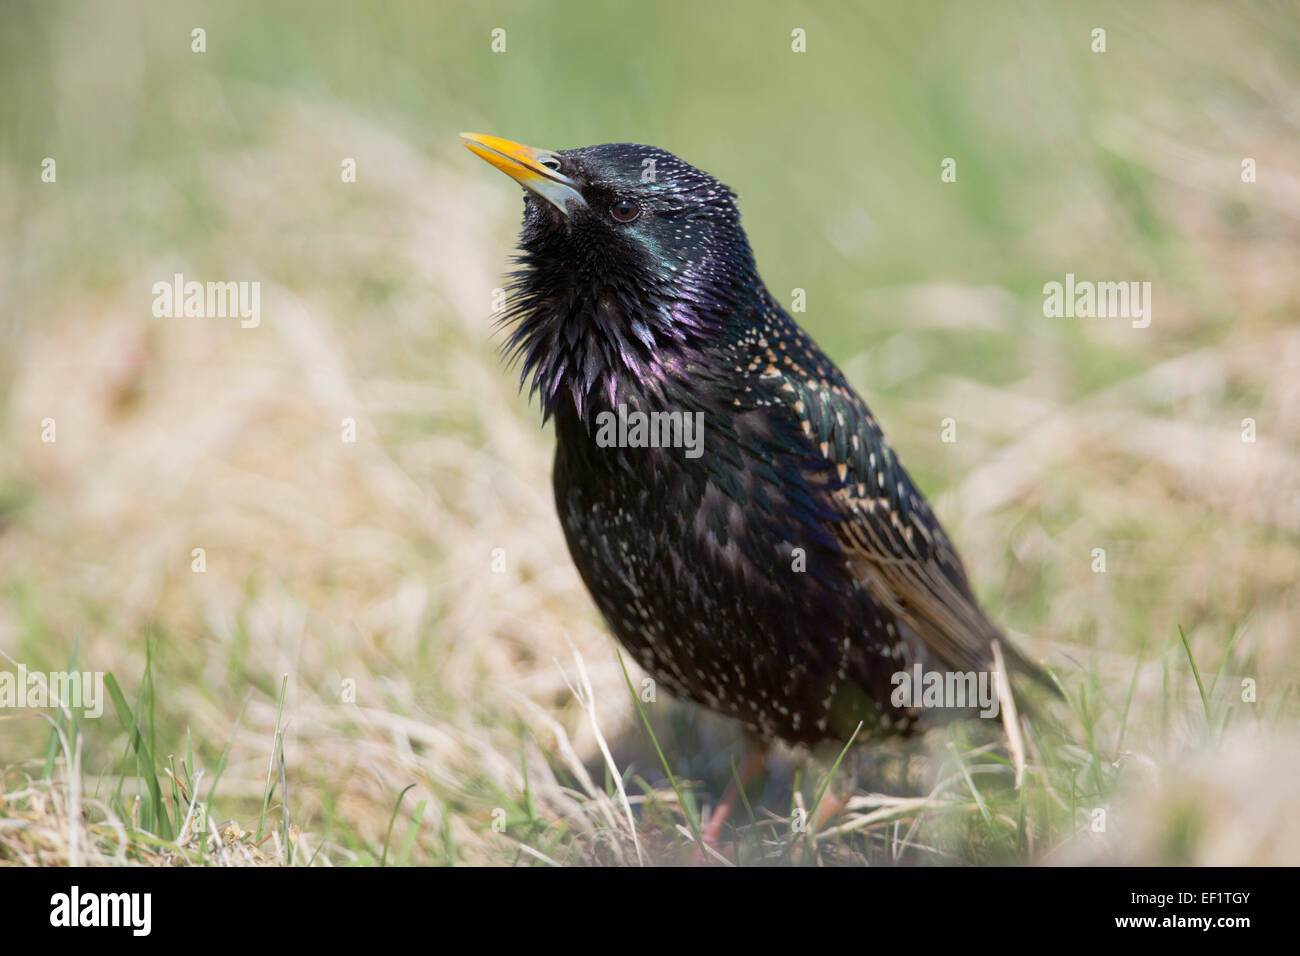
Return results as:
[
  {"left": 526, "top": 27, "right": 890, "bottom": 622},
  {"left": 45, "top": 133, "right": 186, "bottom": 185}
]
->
[{"left": 485, "top": 140, "right": 1044, "bottom": 745}]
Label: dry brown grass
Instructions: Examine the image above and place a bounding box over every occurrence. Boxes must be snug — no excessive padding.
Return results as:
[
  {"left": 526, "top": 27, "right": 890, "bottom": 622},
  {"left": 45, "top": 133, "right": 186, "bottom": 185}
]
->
[{"left": 2, "top": 3, "right": 1298, "bottom": 866}]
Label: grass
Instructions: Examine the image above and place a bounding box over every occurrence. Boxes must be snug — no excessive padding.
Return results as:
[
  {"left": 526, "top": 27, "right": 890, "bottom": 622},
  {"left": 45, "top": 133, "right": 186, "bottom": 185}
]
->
[
  {"left": 1, "top": 0, "right": 1298, "bottom": 865},
  {"left": 2, "top": 624, "right": 1288, "bottom": 866}
]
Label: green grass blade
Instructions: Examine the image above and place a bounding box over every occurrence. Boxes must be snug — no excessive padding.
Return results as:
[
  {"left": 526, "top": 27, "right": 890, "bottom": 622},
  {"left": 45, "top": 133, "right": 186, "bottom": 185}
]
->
[
  {"left": 617, "top": 651, "right": 703, "bottom": 850},
  {"left": 103, "top": 672, "right": 172, "bottom": 840},
  {"left": 256, "top": 674, "right": 289, "bottom": 843},
  {"left": 382, "top": 783, "right": 417, "bottom": 867},
  {"left": 1178, "top": 625, "right": 1212, "bottom": 726}
]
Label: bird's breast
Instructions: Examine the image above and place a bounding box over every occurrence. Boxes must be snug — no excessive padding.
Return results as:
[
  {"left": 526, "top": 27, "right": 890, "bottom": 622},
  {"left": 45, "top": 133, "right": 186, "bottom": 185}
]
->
[{"left": 548, "top": 395, "right": 905, "bottom": 743}]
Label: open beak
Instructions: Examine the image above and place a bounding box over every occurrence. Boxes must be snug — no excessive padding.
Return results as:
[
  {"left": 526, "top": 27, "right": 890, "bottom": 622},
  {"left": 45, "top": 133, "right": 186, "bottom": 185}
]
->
[{"left": 460, "top": 132, "right": 587, "bottom": 215}]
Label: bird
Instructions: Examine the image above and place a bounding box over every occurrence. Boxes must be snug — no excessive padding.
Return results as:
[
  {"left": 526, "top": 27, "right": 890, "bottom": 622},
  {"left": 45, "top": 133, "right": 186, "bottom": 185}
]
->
[{"left": 462, "top": 132, "right": 1051, "bottom": 841}]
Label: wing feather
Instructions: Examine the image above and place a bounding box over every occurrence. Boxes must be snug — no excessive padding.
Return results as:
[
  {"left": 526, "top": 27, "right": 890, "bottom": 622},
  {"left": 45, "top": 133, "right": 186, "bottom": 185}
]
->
[{"left": 775, "top": 368, "right": 1047, "bottom": 683}]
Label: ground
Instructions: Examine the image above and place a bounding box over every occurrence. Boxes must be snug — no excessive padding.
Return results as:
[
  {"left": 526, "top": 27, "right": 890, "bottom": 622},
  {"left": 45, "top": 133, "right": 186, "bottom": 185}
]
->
[{"left": 1, "top": 0, "right": 1297, "bottom": 865}]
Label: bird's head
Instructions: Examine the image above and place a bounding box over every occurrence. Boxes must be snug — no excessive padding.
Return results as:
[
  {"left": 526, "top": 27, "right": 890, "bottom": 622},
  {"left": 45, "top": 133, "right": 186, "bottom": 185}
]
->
[{"left": 462, "top": 133, "right": 762, "bottom": 421}]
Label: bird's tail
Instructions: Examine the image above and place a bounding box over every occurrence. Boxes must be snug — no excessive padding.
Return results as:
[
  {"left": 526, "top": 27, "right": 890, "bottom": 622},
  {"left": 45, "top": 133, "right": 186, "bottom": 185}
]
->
[{"left": 997, "top": 634, "right": 1061, "bottom": 698}]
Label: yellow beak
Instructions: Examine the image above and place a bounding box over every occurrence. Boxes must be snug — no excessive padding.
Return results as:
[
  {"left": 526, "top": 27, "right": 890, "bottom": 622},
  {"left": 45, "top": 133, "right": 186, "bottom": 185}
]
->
[{"left": 460, "top": 132, "right": 587, "bottom": 215}]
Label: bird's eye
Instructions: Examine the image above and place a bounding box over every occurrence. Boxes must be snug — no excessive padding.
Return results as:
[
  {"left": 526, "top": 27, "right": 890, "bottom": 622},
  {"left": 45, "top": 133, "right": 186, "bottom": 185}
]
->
[
  {"left": 540, "top": 157, "right": 561, "bottom": 172},
  {"left": 610, "top": 199, "right": 640, "bottom": 223}
]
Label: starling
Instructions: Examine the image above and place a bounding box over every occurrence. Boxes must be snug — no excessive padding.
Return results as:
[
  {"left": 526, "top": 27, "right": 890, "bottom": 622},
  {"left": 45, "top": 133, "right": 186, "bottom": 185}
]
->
[{"left": 462, "top": 133, "right": 1049, "bottom": 753}]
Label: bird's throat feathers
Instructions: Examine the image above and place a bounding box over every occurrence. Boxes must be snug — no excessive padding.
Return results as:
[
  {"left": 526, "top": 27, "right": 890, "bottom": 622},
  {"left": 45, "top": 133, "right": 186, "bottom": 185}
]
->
[{"left": 501, "top": 247, "right": 758, "bottom": 427}]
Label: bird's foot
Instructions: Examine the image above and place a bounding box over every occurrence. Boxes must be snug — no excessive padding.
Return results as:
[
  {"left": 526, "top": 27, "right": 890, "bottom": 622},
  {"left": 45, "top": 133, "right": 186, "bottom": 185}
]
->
[{"left": 687, "top": 748, "right": 767, "bottom": 864}]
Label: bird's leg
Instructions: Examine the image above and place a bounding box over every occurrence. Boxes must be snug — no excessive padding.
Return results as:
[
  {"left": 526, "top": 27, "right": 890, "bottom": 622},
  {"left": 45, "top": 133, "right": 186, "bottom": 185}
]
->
[
  {"left": 810, "top": 791, "right": 847, "bottom": 833},
  {"left": 696, "top": 747, "right": 767, "bottom": 856}
]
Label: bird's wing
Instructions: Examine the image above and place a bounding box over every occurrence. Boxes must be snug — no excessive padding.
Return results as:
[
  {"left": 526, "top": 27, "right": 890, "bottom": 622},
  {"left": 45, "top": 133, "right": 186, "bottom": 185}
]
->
[{"left": 769, "top": 356, "right": 1040, "bottom": 681}]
